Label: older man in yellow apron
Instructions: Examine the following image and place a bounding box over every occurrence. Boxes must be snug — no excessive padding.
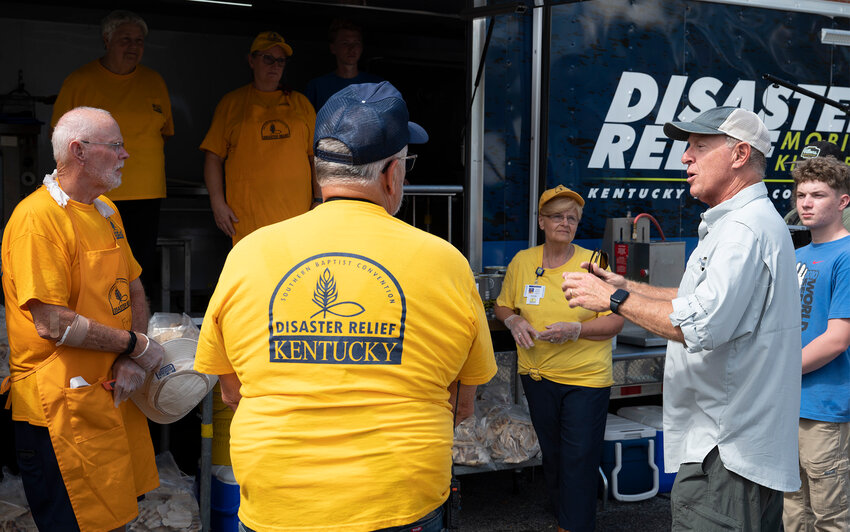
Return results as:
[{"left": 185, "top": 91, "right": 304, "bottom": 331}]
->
[{"left": 1, "top": 107, "right": 166, "bottom": 531}]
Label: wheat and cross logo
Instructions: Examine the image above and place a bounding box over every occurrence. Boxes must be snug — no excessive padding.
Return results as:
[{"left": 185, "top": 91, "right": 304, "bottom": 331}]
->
[{"left": 310, "top": 268, "right": 365, "bottom": 319}]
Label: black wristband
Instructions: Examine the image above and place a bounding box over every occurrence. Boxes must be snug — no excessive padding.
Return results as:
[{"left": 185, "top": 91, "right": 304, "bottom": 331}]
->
[
  {"left": 312, "top": 197, "right": 323, "bottom": 203},
  {"left": 120, "top": 330, "right": 137, "bottom": 356}
]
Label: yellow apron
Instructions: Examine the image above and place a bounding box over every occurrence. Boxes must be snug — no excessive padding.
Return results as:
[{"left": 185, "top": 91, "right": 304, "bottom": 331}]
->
[
  {"left": 225, "top": 88, "right": 312, "bottom": 244},
  {"left": 4, "top": 203, "right": 158, "bottom": 531}
]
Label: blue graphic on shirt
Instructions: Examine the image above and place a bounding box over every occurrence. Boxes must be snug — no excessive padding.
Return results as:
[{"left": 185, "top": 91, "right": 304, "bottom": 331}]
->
[{"left": 268, "top": 252, "right": 406, "bottom": 365}]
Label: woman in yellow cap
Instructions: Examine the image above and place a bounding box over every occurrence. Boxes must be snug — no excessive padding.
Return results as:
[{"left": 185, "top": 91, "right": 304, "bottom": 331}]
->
[
  {"left": 494, "top": 185, "right": 623, "bottom": 532},
  {"left": 201, "top": 31, "right": 321, "bottom": 245}
]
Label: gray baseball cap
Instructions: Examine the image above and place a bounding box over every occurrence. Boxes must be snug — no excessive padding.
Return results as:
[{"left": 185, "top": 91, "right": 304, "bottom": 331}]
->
[{"left": 664, "top": 106, "right": 771, "bottom": 156}]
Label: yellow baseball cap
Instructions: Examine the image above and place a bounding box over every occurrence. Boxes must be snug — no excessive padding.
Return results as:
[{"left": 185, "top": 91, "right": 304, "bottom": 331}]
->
[
  {"left": 250, "top": 31, "right": 293, "bottom": 56},
  {"left": 538, "top": 185, "right": 585, "bottom": 211}
]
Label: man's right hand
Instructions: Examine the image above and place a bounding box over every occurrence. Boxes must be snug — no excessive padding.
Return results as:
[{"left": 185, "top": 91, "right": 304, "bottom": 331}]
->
[
  {"left": 210, "top": 199, "right": 238, "bottom": 238},
  {"left": 130, "top": 335, "right": 165, "bottom": 373}
]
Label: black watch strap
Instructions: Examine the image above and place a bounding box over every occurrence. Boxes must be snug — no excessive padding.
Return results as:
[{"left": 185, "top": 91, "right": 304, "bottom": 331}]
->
[
  {"left": 120, "top": 330, "right": 137, "bottom": 356},
  {"left": 610, "top": 289, "right": 630, "bottom": 315}
]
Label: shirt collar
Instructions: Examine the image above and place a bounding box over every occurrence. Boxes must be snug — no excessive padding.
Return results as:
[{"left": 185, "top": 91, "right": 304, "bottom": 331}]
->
[
  {"left": 43, "top": 170, "right": 115, "bottom": 218},
  {"left": 698, "top": 182, "right": 767, "bottom": 239}
]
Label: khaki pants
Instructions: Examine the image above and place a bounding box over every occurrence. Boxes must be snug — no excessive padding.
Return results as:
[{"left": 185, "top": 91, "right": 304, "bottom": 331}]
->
[
  {"left": 671, "top": 446, "right": 783, "bottom": 531},
  {"left": 783, "top": 419, "right": 850, "bottom": 532}
]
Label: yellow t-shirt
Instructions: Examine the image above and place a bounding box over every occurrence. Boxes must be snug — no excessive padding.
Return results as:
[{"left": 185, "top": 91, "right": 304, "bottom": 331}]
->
[
  {"left": 200, "top": 85, "right": 316, "bottom": 244},
  {"left": 1, "top": 185, "right": 141, "bottom": 425},
  {"left": 195, "top": 199, "right": 497, "bottom": 531},
  {"left": 496, "top": 244, "right": 614, "bottom": 387},
  {"left": 51, "top": 60, "right": 174, "bottom": 201}
]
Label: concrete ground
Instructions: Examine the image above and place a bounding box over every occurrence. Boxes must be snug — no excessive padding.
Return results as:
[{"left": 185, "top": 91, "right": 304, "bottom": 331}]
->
[{"left": 456, "top": 467, "right": 672, "bottom": 531}]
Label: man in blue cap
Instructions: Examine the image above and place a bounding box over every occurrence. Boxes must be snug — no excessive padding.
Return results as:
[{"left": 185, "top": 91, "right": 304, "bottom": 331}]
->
[
  {"left": 564, "top": 106, "right": 802, "bottom": 530},
  {"left": 194, "top": 81, "right": 496, "bottom": 532}
]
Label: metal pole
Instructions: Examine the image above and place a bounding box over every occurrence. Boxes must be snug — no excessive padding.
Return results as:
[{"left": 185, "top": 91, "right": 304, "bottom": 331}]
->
[{"left": 200, "top": 390, "right": 213, "bottom": 531}]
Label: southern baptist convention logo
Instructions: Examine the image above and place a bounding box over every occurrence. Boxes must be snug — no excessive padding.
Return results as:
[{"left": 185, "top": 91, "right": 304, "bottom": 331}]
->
[
  {"left": 268, "top": 253, "right": 405, "bottom": 365},
  {"left": 261, "top": 120, "right": 290, "bottom": 140},
  {"left": 108, "top": 278, "right": 131, "bottom": 315}
]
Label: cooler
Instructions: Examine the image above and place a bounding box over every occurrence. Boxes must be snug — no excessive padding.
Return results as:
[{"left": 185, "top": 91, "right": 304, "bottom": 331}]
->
[
  {"left": 601, "top": 413, "right": 659, "bottom": 501},
  {"left": 617, "top": 405, "right": 676, "bottom": 493},
  {"left": 210, "top": 465, "right": 240, "bottom": 532}
]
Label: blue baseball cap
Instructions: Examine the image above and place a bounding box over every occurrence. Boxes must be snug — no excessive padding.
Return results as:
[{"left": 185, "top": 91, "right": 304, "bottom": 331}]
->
[{"left": 314, "top": 81, "right": 428, "bottom": 165}]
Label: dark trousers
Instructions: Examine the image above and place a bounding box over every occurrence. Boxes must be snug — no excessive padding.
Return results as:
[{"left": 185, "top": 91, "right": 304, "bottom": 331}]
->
[
  {"left": 14, "top": 421, "right": 80, "bottom": 532},
  {"left": 672, "top": 446, "right": 783, "bottom": 531},
  {"left": 521, "top": 375, "right": 610, "bottom": 532},
  {"left": 114, "top": 198, "right": 161, "bottom": 294}
]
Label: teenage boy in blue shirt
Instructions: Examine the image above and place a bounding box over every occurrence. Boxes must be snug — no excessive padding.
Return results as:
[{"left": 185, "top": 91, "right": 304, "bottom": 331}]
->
[{"left": 784, "top": 155, "right": 850, "bottom": 531}]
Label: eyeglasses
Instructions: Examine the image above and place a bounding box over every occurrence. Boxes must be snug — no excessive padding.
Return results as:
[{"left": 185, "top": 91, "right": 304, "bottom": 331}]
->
[
  {"left": 587, "top": 249, "right": 609, "bottom": 272},
  {"left": 542, "top": 213, "right": 579, "bottom": 225},
  {"left": 382, "top": 154, "right": 417, "bottom": 174},
  {"left": 80, "top": 140, "right": 125, "bottom": 151},
  {"left": 253, "top": 52, "right": 286, "bottom": 66}
]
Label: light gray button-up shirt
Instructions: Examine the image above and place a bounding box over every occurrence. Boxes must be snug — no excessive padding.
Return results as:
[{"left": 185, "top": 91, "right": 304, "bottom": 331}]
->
[{"left": 663, "top": 181, "right": 802, "bottom": 492}]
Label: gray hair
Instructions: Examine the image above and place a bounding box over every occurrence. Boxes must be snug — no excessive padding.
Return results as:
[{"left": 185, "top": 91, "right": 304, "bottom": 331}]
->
[
  {"left": 102, "top": 10, "right": 148, "bottom": 42},
  {"left": 726, "top": 135, "right": 766, "bottom": 177},
  {"left": 52, "top": 107, "right": 114, "bottom": 164},
  {"left": 315, "top": 139, "right": 405, "bottom": 186}
]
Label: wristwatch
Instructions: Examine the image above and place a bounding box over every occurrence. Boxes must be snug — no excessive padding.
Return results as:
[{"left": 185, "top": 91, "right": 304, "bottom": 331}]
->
[{"left": 609, "top": 289, "right": 630, "bottom": 314}]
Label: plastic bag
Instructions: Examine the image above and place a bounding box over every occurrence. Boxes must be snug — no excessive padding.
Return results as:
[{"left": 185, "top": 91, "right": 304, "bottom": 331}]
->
[
  {"left": 128, "top": 452, "right": 201, "bottom": 531},
  {"left": 148, "top": 313, "right": 199, "bottom": 343},
  {"left": 0, "top": 467, "right": 36, "bottom": 531},
  {"left": 476, "top": 351, "right": 515, "bottom": 405},
  {"left": 478, "top": 403, "right": 540, "bottom": 464},
  {"left": 451, "top": 416, "right": 494, "bottom": 469}
]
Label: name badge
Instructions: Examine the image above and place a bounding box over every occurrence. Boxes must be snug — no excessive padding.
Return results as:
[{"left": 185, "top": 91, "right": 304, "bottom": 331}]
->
[{"left": 524, "top": 284, "right": 544, "bottom": 305}]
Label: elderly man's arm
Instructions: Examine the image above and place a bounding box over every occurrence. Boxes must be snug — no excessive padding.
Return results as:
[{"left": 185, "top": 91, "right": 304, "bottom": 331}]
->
[
  {"left": 448, "top": 381, "right": 476, "bottom": 425},
  {"left": 28, "top": 300, "right": 164, "bottom": 372},
  {"left": 802, "top": 318, "right": 850, "bottom": 374},
  {"left": 203, "top": 151, "right": 238, "bottom": 238},
  {"left": 129, "top": 278, "right": 150, "bottom": 333},
  {"left": 218, "top": 372, "right": 242, "bottom": 411}
]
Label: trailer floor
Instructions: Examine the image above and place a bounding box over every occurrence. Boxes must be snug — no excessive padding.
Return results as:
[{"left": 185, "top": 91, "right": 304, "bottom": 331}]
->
[{"left": 456, "top": 467, "right": 672, "bottom": 531}]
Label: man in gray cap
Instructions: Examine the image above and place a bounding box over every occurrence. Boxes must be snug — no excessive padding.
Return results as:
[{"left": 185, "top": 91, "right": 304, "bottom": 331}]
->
[
  {"left": 194, "top": 81, "right": 496, "bottom": 532},
  {"left": 563, "top": 106, "right": 802, "bottom": 530}
]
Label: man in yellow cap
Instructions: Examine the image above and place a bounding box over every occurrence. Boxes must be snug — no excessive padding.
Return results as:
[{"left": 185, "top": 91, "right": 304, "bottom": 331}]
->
[{"left": 201, "top": 31, "right": 320, "bottom": 245}]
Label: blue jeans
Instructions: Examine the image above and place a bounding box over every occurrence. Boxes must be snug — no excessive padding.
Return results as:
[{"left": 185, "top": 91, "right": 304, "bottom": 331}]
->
[
  {"left": 238, "top": 505, "right": 444, "bottom": 532},
  {"left": 521, "top": 375, "right": 610, "bottom": 532}
]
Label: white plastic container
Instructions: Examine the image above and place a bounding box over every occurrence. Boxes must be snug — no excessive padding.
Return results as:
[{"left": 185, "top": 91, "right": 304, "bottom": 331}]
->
[{"left": 601, "top": 414, "right": 659, "bottom": 501}]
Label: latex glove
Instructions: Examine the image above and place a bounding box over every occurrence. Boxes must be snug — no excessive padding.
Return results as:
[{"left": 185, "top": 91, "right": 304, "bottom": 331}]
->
[
  {"left": 504, "top": 314, "right": 539, "bottom": 349},
  {"left": 112, "top": 355, "right": 146, "bottom": 406},
  {"left": 538, "top": 322, "right": 582, "bottom": 344},
  {"left": 129, "top": 334, "right": 165, "bottom": 374}
]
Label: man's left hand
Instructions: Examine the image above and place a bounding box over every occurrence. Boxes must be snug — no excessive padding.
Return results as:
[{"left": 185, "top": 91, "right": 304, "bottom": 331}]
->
[
  {"left": 562, "top": 271, "right": 616, "bottom": 312},
  {"left": 112, "top": 355, "right": 146, "bottom": 406}
]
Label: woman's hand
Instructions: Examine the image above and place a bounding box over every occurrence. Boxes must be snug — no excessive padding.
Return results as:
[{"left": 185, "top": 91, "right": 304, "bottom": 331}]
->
[
  {"left": 538, "top": 322, "right": 581, "bottom": 344},
  {"left": 504, "top": 314, "right": 539, "bottom": 349}
]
